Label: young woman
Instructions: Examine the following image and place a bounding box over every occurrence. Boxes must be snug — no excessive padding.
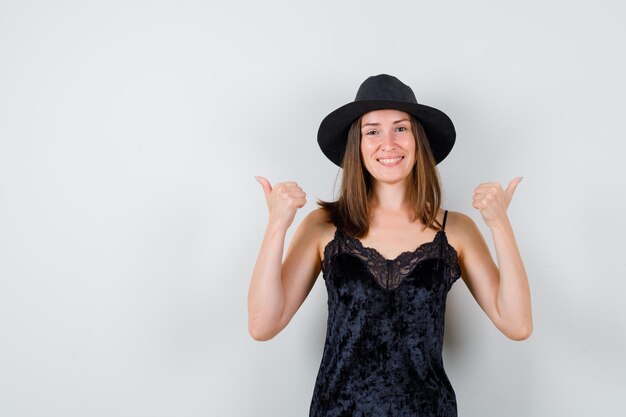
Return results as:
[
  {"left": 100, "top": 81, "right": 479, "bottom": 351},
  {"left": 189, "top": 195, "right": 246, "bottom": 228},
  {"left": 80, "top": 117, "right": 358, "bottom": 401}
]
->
[{"left": 248, "top": 74, "right": 532, "bottom": 417}]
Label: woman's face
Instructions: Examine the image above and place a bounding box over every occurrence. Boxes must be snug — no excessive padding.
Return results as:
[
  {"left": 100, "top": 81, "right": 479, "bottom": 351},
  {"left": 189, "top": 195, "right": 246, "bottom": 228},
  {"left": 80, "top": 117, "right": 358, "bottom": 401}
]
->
[{"left": 359, "top": 109, "right": 416, "bottom": 184}]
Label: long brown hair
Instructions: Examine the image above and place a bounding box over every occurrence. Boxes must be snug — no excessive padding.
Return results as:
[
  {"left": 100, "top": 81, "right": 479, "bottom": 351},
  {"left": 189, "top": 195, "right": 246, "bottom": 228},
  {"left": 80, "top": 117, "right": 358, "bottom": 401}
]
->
[{"left": 316, "top": 113, "right": 444, "bottom": 238}]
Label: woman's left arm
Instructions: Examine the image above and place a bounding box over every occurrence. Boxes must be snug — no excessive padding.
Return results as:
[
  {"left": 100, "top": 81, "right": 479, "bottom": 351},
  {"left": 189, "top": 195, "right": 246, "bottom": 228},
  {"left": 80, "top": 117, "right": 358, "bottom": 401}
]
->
[{"left": 455, "top": 176, "right": 533, "bottom": 341}]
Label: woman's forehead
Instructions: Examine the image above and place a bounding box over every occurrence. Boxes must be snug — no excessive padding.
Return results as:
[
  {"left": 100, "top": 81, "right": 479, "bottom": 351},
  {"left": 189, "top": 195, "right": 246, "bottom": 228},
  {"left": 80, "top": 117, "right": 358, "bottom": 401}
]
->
[{"left": 361, "top": 109, "right": 411, "bottom": 123}]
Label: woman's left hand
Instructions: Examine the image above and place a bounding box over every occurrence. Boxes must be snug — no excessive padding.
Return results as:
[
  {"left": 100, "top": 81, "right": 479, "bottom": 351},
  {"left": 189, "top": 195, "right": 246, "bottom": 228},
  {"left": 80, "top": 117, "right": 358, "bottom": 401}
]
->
[{"left": 472, "top": 177, "right": 523, "bottom": 228}]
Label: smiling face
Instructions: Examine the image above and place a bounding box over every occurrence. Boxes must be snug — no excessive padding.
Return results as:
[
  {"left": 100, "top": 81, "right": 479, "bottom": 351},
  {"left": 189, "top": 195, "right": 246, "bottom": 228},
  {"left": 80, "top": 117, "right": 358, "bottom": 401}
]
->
[{"left": 359, "top": 109, "right": 416, "bottom": 185}]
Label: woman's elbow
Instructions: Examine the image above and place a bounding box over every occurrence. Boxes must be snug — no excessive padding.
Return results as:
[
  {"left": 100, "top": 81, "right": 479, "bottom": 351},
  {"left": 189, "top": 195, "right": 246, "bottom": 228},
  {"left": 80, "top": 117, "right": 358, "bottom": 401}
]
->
[
  {"left": 248, "top": 319, "right": 280, "bottom": 342},
  {"left": 249, "top": 327, "right": 275, "bottom": 341},
  {"left": 505, "top": 324, "right": 533, "bottom": 341}
]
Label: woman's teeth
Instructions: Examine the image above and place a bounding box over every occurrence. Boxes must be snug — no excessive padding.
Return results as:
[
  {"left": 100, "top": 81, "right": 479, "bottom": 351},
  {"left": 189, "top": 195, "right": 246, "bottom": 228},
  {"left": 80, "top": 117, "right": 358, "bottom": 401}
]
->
[{"left": 377, "top": 156, "right": 404, "bottom": 166}]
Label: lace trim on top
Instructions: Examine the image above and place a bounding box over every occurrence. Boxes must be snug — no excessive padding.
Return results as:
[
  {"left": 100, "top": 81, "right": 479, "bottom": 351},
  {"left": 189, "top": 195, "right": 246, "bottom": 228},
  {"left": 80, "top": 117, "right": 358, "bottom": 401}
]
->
[{"left": 322, "top": 228, "right": 461, "bottom": 291}]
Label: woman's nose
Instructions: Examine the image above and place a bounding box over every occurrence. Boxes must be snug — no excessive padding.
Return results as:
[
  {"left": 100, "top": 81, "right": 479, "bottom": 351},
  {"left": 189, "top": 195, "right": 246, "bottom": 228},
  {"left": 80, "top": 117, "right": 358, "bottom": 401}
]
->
[{"left": 381, "top": 131, "right": 396, "bottom": 148}]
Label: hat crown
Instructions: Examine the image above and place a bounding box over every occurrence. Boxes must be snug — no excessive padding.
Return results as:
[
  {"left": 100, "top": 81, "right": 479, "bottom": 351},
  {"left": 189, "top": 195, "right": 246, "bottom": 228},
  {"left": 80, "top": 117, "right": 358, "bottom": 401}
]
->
[{"left": 354, "top": 74, "right": 418, "bottom": 104}]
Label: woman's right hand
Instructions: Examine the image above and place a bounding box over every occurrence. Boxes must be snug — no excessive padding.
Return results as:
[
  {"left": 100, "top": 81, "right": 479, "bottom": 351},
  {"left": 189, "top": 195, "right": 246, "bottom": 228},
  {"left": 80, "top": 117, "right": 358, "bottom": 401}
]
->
[{"left": 255, "top": 176, "right": 307, "bottom": 230}]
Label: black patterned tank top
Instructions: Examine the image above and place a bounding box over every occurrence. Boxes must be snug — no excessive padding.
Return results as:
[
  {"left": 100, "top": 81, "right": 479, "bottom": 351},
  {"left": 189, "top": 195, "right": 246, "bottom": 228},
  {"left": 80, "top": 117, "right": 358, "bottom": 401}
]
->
[{"left": 309, "top": 209, "right": 462, "bottom": 417}]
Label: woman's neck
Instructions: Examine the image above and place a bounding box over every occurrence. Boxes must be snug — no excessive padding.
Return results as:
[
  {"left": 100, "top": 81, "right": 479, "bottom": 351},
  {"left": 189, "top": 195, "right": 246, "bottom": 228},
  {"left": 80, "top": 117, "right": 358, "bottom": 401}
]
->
[{"left": 369, "top": 181, "right": 411, "bottom": 214}]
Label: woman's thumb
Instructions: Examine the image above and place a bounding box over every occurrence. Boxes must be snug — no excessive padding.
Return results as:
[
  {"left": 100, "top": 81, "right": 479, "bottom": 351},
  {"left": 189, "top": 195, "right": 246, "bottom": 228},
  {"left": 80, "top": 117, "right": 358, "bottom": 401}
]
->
[{"left": 255, "top": 176, "right": 272, "bottom": 198}]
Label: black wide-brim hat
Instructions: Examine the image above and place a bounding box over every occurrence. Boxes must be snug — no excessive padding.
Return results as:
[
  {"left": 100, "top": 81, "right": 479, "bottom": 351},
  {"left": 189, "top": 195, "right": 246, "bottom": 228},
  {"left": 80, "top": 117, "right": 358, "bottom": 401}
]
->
[{"left": 317, "top": 74, "right": 456, "bottom": 167}]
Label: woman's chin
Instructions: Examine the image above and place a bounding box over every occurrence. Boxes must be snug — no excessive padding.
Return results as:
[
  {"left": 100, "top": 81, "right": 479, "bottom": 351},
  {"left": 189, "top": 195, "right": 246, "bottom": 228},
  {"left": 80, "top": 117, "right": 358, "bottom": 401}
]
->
[{"left": 370, "top": 172, "right": 411, "bottom": 184}]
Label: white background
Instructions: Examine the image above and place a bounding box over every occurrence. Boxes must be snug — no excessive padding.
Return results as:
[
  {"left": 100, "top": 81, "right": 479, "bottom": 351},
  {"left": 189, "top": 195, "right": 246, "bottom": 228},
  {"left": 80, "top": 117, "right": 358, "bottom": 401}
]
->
[{"left": 1, "top": 0, "right": 625, "bottom": 416}]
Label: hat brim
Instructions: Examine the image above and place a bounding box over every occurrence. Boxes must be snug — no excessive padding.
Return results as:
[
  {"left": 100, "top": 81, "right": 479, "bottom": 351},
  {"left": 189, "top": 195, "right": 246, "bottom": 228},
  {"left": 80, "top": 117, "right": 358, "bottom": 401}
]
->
[{"left": 317, "top": 100, "right": 456, "bottom": 167}]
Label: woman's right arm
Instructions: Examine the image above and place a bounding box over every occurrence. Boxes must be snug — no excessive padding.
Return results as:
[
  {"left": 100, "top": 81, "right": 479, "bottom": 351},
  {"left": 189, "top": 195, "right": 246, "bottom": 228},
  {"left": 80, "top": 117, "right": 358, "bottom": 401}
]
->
[{"left": 247, "top": 176, "right": 322, "bottom": 341}]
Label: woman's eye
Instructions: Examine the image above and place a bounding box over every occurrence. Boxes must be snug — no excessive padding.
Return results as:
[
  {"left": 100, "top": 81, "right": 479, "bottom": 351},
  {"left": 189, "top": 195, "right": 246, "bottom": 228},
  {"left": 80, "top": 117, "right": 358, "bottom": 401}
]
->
[
  {"left": 365, "top": 130, "right": 377, "bottom": 135},
  {"left": 396, "top": 126, "right": 408, "bottom": 132}
]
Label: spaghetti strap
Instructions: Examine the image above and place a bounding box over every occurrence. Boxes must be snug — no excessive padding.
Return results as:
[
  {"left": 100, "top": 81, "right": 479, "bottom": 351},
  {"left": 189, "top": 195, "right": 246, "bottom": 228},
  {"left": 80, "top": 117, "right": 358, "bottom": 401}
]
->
[{"left": 435, "top": 209, "right": 449, "bottom": 273}]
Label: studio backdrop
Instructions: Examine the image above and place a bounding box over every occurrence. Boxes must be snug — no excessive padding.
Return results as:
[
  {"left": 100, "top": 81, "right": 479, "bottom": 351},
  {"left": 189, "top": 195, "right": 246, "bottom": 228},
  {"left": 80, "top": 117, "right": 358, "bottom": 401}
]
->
[{"left": 0, "top": 1, "right": 624, "bottom": 416}]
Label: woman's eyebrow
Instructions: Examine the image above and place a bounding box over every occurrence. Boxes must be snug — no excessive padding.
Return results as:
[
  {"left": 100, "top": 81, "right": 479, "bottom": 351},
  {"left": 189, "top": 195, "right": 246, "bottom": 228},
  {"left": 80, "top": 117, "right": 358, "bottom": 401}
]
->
[{"left": 361, "top": 119, "right": 410, "bottom": 128}]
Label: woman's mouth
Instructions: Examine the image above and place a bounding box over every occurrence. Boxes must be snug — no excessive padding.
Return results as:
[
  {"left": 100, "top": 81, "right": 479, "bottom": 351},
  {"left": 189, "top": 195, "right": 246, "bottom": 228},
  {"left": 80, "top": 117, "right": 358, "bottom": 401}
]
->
[{"left": 376, "top": 156, "right": 404, "bottom": 167}]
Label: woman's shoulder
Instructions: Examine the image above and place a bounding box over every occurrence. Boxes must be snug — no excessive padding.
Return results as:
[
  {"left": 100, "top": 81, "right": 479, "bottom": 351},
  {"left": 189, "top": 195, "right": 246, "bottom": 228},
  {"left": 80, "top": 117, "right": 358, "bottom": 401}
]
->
[
  {"left": 299, "top": 208, "right": 338, "bottom": 262},
  {"left": 444, "top": 208, "right": 470, "bottom": 224},
  {"left": 306, "top": 207, "right": 337, "bottom": 237},
  {"left": 442, "top": 209, "right": 480, "bottom": 262},
  {"left": 444, "top": 209, "right": 478, "bottom": 232},
  {"left": 301, "top": 207, "right": 333, "bottom": 227}
]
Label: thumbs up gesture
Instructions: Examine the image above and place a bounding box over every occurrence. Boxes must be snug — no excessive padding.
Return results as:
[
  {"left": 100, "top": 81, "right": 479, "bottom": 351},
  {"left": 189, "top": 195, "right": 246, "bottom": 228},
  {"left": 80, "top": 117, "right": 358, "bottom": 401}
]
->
[
  {"left": 255, "top": 176, "right": 307, "bottom": 230},
  {"left": 472, "top": 177, "right": 522, "bottom": 228}
]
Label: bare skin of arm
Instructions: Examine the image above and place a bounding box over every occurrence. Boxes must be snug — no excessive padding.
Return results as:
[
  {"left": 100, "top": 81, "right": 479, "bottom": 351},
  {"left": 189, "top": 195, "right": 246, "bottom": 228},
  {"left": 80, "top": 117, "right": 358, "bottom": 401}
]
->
[
  {"left": 452, "top": 178, "right": 533, "bottom": 341},
  {"left": 247, "top": 178, "right": 325, "bottom": 341}
]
